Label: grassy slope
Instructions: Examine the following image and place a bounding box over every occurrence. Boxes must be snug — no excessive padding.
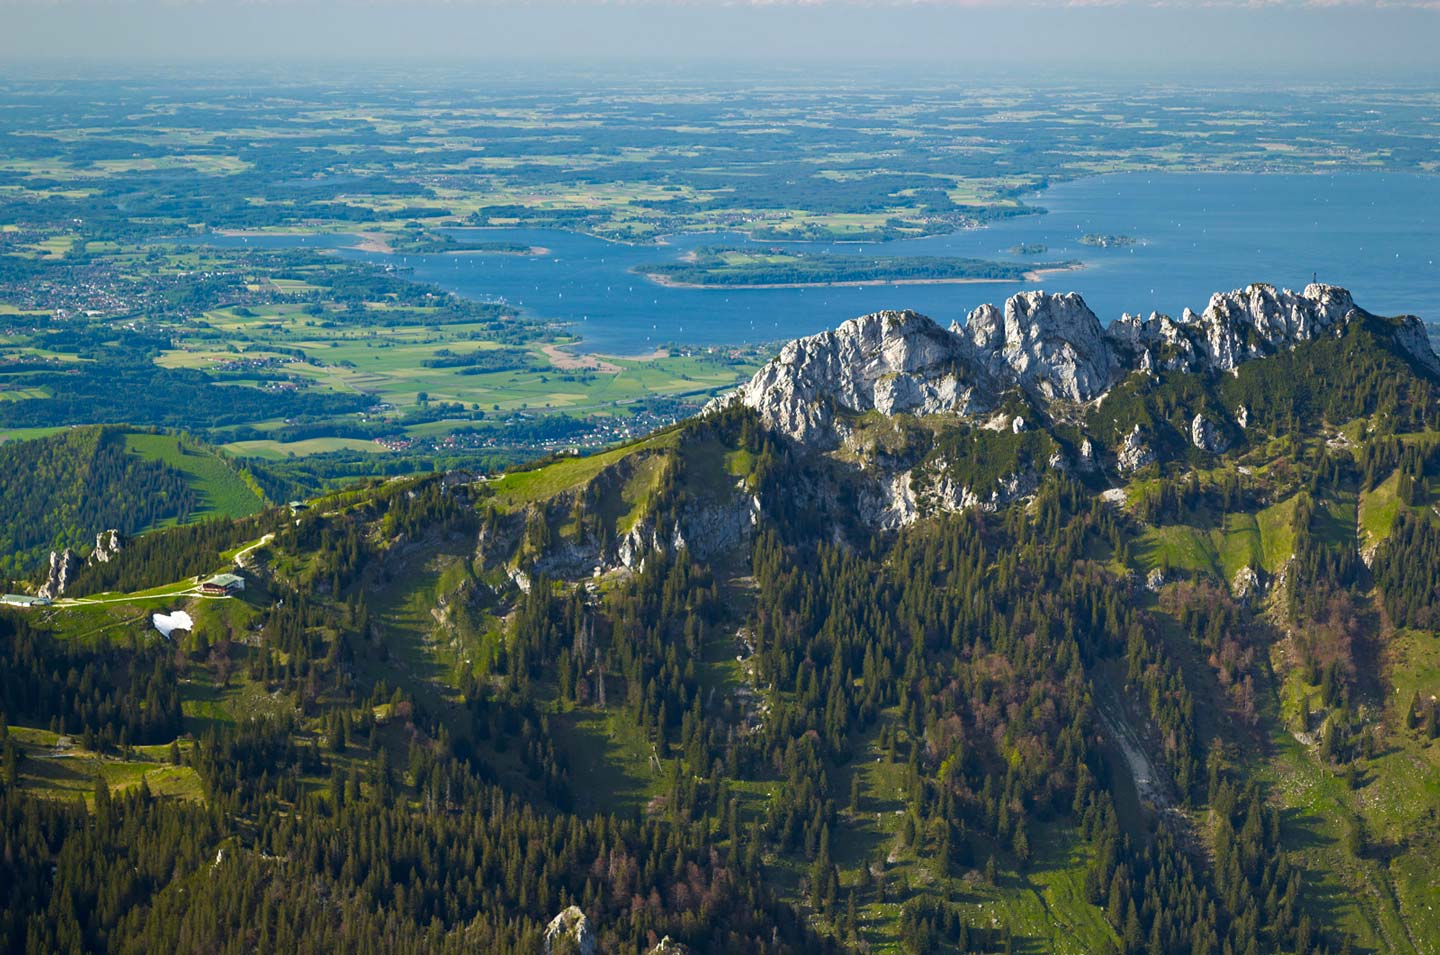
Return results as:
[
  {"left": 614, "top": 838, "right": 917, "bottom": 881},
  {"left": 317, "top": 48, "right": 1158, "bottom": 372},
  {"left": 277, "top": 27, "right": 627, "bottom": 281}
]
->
[
  {"left": 488, "top": 429, "right": 680, "bottom": 508},
  {"left": 122, "top": 431, "right": 266, "bottom": 521},
  {"left": 10, "top": 726, "right": 204, "bottom": 805},
  {"left": 1133, "top": 493, "right": 1298, "bottom": 580}
]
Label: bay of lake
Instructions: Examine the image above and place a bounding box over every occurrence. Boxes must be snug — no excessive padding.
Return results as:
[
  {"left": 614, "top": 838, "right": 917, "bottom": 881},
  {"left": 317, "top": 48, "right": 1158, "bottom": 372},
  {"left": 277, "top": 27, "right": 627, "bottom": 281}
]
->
[{"left": 208, "top": 171, "right": 1440, "bottom": 355}]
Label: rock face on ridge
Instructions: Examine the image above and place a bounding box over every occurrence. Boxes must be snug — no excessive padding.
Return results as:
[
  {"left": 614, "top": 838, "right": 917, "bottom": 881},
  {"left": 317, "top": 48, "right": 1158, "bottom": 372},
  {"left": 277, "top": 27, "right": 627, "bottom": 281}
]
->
[
  {"left": 712, "top": 283, "right": 1437, "bottom": 447},
  {"left": 701, "top": 282, "right": 1438, "bottom": 530},
  {"left": 1106, "top": 283, "right": 1384, "bottom": 374},
  {"left": 959, "top": 290, "right": 1115, "bottom": 402},
  {"left": 715, "top": 310, "right": 980, "bottom": 445},
  {"left": 38, "top": 548, "right": 81, "bottom": 600}
]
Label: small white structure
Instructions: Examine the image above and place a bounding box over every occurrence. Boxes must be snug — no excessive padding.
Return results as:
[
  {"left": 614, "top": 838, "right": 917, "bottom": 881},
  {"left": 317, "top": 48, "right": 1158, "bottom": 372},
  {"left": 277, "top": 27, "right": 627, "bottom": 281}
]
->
[{"left": 1, "top": 594, "right": 51, "bottom": 608}]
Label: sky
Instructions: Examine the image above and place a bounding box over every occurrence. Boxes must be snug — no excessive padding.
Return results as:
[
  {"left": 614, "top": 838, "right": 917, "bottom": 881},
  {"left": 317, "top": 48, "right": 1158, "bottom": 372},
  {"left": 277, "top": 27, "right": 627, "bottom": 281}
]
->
[{"left": 0, "top": 0, "right": 1436, "bottom": 79}]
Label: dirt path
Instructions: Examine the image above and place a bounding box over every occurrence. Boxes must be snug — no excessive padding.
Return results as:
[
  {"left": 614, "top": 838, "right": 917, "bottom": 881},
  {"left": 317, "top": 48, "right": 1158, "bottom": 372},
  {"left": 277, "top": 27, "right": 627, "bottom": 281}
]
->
[
  {"left": 55, "top": 590, "right": 234, "bottom": 607},
  {"left": 233, "top": 533, "right": 274, "bottom": 568}
]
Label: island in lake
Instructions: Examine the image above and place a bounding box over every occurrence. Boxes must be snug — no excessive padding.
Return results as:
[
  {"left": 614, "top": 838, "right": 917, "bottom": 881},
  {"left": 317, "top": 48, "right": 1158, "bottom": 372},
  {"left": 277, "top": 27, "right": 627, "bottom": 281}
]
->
[
  {"left": 1006, "top": 242, "right": 1049, "bottom": 255},
  {"left": 383, "top": 229, "right": 547, "bottom": 256},
  {"left": 638, "top": 246, "right": 1079, "bottom": 289},
  {"left": 1079, "top": 233, "right": 1140, "bottom": 248}
]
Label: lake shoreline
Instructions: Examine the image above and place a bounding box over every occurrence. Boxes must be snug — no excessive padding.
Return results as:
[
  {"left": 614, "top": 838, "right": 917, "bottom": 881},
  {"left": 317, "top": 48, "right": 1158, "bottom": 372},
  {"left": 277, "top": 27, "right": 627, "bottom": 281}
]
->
[
  {"left": 639, "top": 264, "right": 1082, "bottom": 291},
  {"left": 214, "top": 229, "right": 548, "bottom": 257}
]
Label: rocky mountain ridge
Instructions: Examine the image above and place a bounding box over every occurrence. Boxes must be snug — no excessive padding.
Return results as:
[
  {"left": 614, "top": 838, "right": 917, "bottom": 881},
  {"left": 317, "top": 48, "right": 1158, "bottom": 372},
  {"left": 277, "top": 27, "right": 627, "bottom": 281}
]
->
[{"left": 708, "top": 283, "right": 1437, "bottom": 447}]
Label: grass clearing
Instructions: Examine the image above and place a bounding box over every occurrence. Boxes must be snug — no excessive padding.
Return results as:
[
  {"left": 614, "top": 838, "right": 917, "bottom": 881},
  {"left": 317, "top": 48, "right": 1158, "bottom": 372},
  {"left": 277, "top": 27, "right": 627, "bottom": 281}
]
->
[
  {"left": 551, "top": 707, "right": 658, "bottom": 817},
  {"left": 11, "top": 727, "right": 205, "bottom": 804},
  {"left": 1254, "top": 494, "right": 1300, "bottom": 573},
  {"left": 123, "top": 431, "right": 266, "bottom": 519},
  {"left": 224, "top": 437, "right": 388, "bottom": 459},
  {"left": 1358, "top": 470, "right": 1404, "bottom": 548}
]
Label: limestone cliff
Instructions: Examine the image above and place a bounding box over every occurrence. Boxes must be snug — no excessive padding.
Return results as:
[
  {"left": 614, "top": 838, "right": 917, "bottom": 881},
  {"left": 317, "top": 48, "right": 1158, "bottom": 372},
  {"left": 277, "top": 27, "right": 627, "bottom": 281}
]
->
[
  {"left": 715, "top": 283, "right": 1434, "bottom": 446},
  {"left": 707, "top": 283, "right": 1436, "bottom": 526},
  {"left": 709, "top": 310, "right": 983, "bottom": 446}
]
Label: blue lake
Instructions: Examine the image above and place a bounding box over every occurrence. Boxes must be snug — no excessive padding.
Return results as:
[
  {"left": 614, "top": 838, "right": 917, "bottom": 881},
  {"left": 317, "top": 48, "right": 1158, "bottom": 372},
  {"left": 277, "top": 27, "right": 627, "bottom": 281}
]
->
[{"left": 208, "top": 172, "right": 1440, "bottom": 354}]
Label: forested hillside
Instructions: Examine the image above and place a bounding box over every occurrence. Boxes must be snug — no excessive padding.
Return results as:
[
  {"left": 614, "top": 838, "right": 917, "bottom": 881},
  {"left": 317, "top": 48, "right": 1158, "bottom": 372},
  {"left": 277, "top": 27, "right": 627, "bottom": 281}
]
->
[
  {"left": 1, "top": 291, "right": 1438, "bottom": 955},
  {"left": 0, "top": 426, "right": 266, "bottom": 581},
  {"left": 0, "top": 427, "right": 264, "bottom": 580}
]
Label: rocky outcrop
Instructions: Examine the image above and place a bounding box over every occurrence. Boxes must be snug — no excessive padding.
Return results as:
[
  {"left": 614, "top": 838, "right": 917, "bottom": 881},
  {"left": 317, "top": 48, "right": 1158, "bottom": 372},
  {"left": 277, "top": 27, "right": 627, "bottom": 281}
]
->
[
  {"left": 495, "top": 445, "right": 759, "bottom": 580},
  {"left": 38, "top": 548, "right": 81, "bottom": 600},
  {"left": 959, "top": 290, "right": 1115, "bottom": 403},
  {"left": 1117, "top": 425, "right": 1157, "bottom": 473},
  {"left": 91, "top": 529, "right": 122, "bottom": 564},
  {"left": 532, "top": 486, "right": 758, "bottom": 578},
  {"left": 649, "top": 939, "right": 689, "bottom": 955},
  {"left": 858, "top": 460, "right": 1041, "bottom": 530},
  {"left": 859, "top": 469, "right": 920, "bottom": 528},
  {"left": 1392, "top": 314, "right": 1440, "bottom": 376},
  {"left": 1231, "top": 566, "right": 1262, "bottom": 602},
  {"left": 543, "top": 906, "right": 594, "bottom": 955},
  {"left": 713, "top": 283, "right": 1436, "bottom": 448},
  {"left": 1190, "top": 413, "right": 1229, "bottom": 454},
  {"left": 706, "top": 310, "right": 982, "bottom": 446}
]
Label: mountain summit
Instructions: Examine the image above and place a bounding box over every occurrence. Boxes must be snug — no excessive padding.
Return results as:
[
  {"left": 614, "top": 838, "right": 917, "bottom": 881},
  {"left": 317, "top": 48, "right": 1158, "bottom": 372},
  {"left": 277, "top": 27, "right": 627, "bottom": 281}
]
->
[{"left": 710, "top": 283, "right": 1437, "bottom": 448}]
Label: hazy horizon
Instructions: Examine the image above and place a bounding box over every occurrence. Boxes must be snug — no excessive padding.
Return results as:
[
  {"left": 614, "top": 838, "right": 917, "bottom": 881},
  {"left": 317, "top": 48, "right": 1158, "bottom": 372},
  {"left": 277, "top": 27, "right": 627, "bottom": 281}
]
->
[{"left": 1, "top": 1, "right": 1437, "bottom": 82}]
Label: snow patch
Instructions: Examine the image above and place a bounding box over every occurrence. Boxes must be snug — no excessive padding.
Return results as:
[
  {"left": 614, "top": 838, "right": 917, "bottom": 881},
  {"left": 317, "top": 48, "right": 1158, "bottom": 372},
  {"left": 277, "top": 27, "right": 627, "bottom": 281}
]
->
[{"left": 152, "top": 610, "right": 193, "bottom": 638}]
